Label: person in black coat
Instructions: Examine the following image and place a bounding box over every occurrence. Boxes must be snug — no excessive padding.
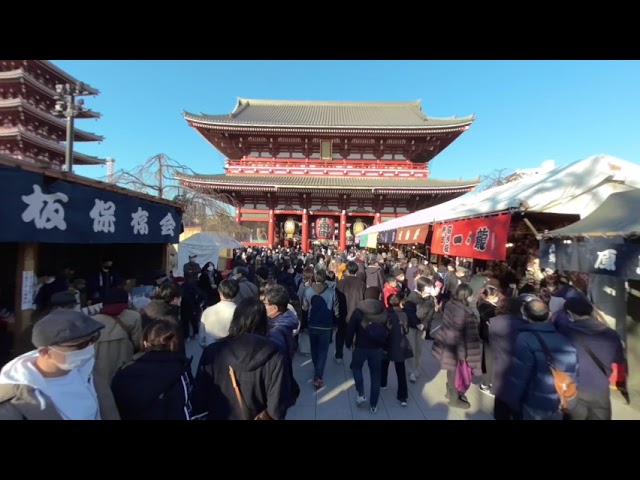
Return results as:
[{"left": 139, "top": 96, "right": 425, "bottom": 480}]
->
[
  {"left": 382, "top": 294, "right": 413, "bottom": 406},
  {"left": 111, "top": 320, "right": 195, "bottom": 420},
  {"left": 335, "top": 261, "right": 366, "bottom": 363},
  {"left": 477, "top": 286, "right": 499, "bottom": 393},
  {"left": 190, "top": 297, "right": 291, "bottom": 420},
  {"left": 198, "top": 262, "right": 223, "bottom": 308}
]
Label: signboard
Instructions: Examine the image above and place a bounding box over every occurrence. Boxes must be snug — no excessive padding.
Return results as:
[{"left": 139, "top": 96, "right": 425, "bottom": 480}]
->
[
  {"left": 378, "top": 229, "right": 397, "bottom": 244},
  {"left": 431, "top": 214, "right": 512, "bottom": 261},
  {"left": 0, "top": 166, "right": 182, "bottom": 244},
  {"left": 21, "top": 271, "right": 35, "bottom": 310},
  {"left": 539, "top": 238, "right": 640, "bottom": 280},
  {"left": 396, "top": 225, "right": 429, "bottom": 245}
]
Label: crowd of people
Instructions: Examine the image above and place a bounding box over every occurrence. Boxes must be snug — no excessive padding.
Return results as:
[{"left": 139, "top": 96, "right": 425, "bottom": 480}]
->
[{"left": 0, "top": 244, "right": 628, "bottom": 420}]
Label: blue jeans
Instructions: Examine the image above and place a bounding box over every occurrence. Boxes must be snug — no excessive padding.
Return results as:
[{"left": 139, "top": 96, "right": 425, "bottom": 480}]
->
[
  {"left": 309, "top": 329, "right": 332, "bottom": 379},
  {"left": 351, "top": 347, "right": 383, "bottom": 408}
]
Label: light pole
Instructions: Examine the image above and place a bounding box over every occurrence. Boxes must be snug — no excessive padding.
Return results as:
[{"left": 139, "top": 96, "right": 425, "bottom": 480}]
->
[{"left": 53, "top": 82, "right": 90, "bottom": 173}]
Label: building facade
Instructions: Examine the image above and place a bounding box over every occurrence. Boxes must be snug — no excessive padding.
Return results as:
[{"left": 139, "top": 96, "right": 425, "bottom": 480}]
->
[
  {"left": 0, "top": 60, "right": 104, "bottom": 167},
  {"left": 178, "top": 98, "right": 479, "bottom": 251}
]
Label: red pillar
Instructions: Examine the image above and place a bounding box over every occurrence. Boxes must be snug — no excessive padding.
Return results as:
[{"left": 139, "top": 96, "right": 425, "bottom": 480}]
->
[
  {"left": 268, "top": 209, "right": 274, "bottom": 248},
  {"left": 301, "top": 209, "right": 309, "bottom": 252},
  {"left": 374, "top": 212, "right": 382, "bottom": 225},
  {"left": 339, "top": 210, "right": 347, "bottom": 251},
  {"left": 235, "top": 207, "right": 241, "bottom": 224}
]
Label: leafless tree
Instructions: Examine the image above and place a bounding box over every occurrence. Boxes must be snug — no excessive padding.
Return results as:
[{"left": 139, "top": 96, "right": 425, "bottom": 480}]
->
[
  {"left": 108, "top": 153, "right": 249, "bottom": 237},
  {"left": 477, "top": 167, "right": 513, "bottom": 191}
]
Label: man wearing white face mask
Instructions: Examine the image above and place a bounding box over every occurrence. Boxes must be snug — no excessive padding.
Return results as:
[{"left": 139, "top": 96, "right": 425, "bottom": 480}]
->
[{"left": 0, "top": 310, "right": 120, "bottom": 420}]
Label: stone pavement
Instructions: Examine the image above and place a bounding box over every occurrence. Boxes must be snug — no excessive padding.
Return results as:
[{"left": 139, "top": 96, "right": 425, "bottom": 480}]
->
[{"left": 186, "top": 336, "right": 640, "bottom": 420}]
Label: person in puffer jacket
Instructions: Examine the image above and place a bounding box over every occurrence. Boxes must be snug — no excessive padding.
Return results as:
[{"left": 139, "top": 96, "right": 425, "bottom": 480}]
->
[
  {"left": 502, "top": 295, "right": 578, "bottom": 420},
  {"left": 302, "top": 269, "right": 340, "bottom": 388},
  {"left": 263, "top": 284, "right": 300, "bottom": 409},
  {"left": 346, "top": 286, "right": 389, "bottom": 414}
]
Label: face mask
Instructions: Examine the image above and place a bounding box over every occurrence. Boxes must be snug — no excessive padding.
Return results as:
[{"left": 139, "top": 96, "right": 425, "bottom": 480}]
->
[
  {"left": 50, "top": 344, "right": 95, "bottom": 371},
  {"left": 207, "top": 266, "right": 214, "bottom": 272},
  {"left": 229, "top": 275, "right": 237, "bottom": 281},
  {"left": 103, "top": 266, "right": 111, "bottom": 271}
]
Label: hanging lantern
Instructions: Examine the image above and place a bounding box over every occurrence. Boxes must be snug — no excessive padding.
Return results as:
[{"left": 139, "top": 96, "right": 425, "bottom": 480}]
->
[
  {"left": 315, "top": 217, "right": 335, "bottom": 240},
  {"left": 284, "top": 218, "right": 297, "bottom": 238},
  {"left": 352, "top": 218, "right": 366, "bottom": 236}
]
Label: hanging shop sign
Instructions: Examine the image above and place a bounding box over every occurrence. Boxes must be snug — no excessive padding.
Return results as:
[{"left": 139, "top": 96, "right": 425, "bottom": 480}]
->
[
  {"left": 315, "top": 217, "right": 335, "bottom": 240},
  {"left": 0, "top": 165, "right": 183, "bottom": 244},
  {"left": 396, "top": 225, "right": 429, "bottom": 245},
  {"left": 431, "top": 214, "right": 512, "bottom": 261},
  {"left": 378, "top": 229, "right": 397, "bottom": 244},
  {"left": 539, "top": 238, "right": 640, "bottom": 280}
]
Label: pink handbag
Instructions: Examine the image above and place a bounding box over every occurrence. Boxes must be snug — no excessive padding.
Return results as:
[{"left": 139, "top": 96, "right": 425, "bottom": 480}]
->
[{"left": 455, "top": 359, "right": 473, "bottom": 393}]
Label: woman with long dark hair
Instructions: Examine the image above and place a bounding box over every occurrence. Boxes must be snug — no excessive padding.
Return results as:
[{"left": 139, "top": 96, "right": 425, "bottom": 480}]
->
[
  {"left": 190, "top": 297, "right": 291, "bottom": 420},
  {"left": 198, "top": 262, "right": 223, "bottom": 307},
  {"left": 431, "top": 284, "right": 482, "bottom": 409},
  {"left": 111, "top": 320, "right": 195, "bottom": 420}
]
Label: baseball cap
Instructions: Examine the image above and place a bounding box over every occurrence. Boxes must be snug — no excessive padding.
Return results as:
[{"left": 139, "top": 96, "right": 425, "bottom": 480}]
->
[{"left": 564, "top": 297, "right": 593, "bottom": 317}]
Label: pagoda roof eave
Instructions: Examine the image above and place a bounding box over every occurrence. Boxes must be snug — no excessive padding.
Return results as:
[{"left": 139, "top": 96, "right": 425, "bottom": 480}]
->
[
  {"left": 175, "top": 172, "right": 479, "bottom": 193},
  {"left": 183, "top": 112, "right": 475, "bottom": 132},
  {"left": 34, "top": 61, "right": 100, "bottom": 96},
  {"left": 0, "top": 98, "right": 104, "bottom": 142},
  {"left": 0, "top": 69, "right": 101, "bottom": 119},
  {"left": 0, "top": 128, "right": 105, "bottom": 165}
]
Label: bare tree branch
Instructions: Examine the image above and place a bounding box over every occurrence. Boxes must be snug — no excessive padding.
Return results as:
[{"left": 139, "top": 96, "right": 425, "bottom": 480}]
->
[
  {"left": 105, "top": 153, "right": 250, "bottom": 239},
  {"left": 477, "top": 168, "right": 514, "bottom": 191}
]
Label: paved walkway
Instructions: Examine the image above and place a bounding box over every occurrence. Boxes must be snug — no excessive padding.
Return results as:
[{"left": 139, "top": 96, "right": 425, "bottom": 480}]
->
[{"left": 186, "top": 336, "right": 639, "bottom": 420}]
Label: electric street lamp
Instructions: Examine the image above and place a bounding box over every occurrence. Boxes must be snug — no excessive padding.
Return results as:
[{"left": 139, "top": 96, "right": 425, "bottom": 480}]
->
[{"left": 52, "top": 82, "right": 91, "bottom": 173}]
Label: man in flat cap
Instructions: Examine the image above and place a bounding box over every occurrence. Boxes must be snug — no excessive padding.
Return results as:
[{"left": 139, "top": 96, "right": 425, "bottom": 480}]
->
[{"left": 0, "top": 310, "right": 120, "bottom": 420}]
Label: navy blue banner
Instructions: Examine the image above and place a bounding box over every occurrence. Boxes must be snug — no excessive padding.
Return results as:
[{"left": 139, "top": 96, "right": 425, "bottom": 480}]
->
[
  {"left": 0, "top": 166, "right": 182, "bottom": 244},
  {"left": 378, "top": 229, "right": 397, "bottom": 244},
  {"left": 539, "top": 238, "right": 640, "bottom": 280}
]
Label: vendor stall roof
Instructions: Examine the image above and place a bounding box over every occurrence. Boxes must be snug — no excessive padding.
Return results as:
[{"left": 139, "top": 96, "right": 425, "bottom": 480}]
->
[
  {"left": 358, "top": 154, "right": 640, "bottom": 237},
  {"left": 541, "top": 189, "right": 640, "bottom": 239}
]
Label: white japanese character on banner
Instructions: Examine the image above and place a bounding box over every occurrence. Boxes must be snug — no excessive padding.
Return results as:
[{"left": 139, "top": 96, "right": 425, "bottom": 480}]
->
[
  {"left": 131, "top": 207, "right": 149, "bottom": 235},
  {"left": 548, "top": 244, "right": 556, "bottom": 264},
  {"left": 595, "top": 249, "right": 617, "bottom": 271},
  {"left": 636, "top": 256, "right": 640, "bottom": 276},
  {"left": 21, "top": 185, "right": 68, "bottom": 231},
  {"left": 160, "top": 213, "right": 176, "bottom": 236},
  {"left": 89, "top": 199, "right": 116, "bottom": 233}
]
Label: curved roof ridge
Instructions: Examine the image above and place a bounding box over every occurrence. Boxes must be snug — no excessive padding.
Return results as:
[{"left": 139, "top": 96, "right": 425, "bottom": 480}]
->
[{"left": 236, "top": 98, "right": 422, "bottom": 108}]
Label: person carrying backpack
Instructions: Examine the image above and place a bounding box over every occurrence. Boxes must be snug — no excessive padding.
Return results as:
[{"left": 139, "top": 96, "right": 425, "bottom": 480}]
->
[
  {"left": 345, "top": 287, "right": 390, "bottom": 414},
  {"left": 501, "top": 295, "right": 578, "bottom": 420},
  {"left": 302, "top": 270, "right": 340, "bottom": 389}
]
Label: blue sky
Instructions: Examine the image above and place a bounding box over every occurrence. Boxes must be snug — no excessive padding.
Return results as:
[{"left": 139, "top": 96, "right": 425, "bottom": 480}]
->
[{"left": 52, "top": 60, "right": 640, "bottom": 182}]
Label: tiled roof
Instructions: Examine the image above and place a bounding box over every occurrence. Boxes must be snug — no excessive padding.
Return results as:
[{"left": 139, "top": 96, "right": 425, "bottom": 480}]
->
[
  {"left": 0, "top": 128, "right": 104, "bottom": 165},
  {"left": 184, "top": 98, "right": 475, "bottom": 130},
  {"left": 176, "top": 173, "right": 479, "bottom": 191},
  {"left": 0, "top": 98, "right": 104, "bottom": 142}
]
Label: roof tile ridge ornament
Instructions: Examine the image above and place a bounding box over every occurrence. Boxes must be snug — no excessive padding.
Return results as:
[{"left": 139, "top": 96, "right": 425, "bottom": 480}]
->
[
  {"left": 234, "top": 98, "right": 424, "bottom": 108},
  {"left": 230, "top": 97, "right": 250, "bottom": 118}
]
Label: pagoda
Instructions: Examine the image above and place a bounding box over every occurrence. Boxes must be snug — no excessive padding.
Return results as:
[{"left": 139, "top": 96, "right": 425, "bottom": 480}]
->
[
  {"left": 178, "top": 98, "right": 478, "bottom": 251},
  {"left": 0, "top": 60, "right": 104, "bottom": 168}
]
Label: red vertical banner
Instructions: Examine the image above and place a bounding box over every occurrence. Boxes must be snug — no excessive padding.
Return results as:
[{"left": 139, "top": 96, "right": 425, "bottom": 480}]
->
[{"left": 431, "top": 214, "right": 512, "bottom": 261}]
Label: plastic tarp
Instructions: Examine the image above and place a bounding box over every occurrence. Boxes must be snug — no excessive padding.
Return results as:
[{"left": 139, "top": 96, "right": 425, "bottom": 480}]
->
[
  {"left": 542, "top": 189, "right": 640, "bottom": 238},
  {"left": 177, "top": 232, "right": 242, "bottom": 275},
  {"left": 358, "top": 154, "right": 640, "bottom": 238}
]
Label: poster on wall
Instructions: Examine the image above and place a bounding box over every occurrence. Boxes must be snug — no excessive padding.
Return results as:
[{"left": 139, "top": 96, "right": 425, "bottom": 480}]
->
[
  {"left": 21, "top": 271, "right": 35, "bottom": 311},
  {"left": 431, "top": 214, "right": 512, "bottom": 261}
]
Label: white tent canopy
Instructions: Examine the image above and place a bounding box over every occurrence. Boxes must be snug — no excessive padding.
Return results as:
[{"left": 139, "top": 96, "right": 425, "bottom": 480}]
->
[
  {"left": 358, "top": 154, "right": 640, "bottom": 238},
  {"left": 176, "top": 232, "right": 242, "bottom": 276}
]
